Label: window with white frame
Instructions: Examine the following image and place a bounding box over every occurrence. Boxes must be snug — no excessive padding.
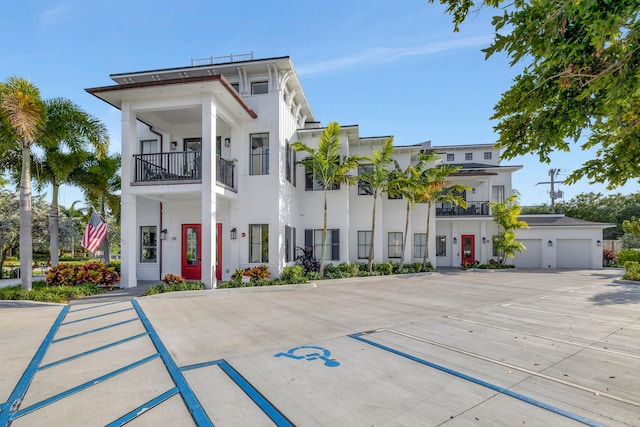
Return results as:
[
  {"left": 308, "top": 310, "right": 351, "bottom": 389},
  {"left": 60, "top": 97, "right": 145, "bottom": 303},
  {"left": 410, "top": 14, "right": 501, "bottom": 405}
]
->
[
  {"left": 305, "top": 229, "right": 340, "bottom": 260},
  {"left": 492, "top": 185, "right": 505, "bottom": 204},
  {"left": 249, "top": 224, "right": 269, "bottom": 263},
  {"left": 140, "top": 139, "right": 158, "bottom": 154},
  {"left": 250, "top": 133, "right": 269, "bottom": 175},
  {"left": 436, "top": 235, "right": 447, "bottom": 257},
  {"left": 140, "top": 226, "right": 157, "bottom": 263},
  {"left": 358, "top": 231, "right": 371, "bottom": 259},
  {"left": 446, "top": 153, "right": 454, "bottom": 162},
  {"left": 484, "top": 152, "right": 492, "bottom": 160},
  {"left": 414, "top": 233, "right": 426, "bottom": 259},
  {"left": 465, "top": 152, "right": 473, "bottom": 161},
  {"left": 251, "top": 81, "right": 268, "bottom": 95},
  {"left": 388, "top": 232, "right": 403, "bottom": 258}
]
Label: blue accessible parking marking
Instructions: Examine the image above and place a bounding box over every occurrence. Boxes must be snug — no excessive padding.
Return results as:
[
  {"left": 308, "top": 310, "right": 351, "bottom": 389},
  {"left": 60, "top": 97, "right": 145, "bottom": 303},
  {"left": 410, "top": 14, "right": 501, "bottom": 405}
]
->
[{"left": 274, "top": 345, "right": 340, "bottom": 367}]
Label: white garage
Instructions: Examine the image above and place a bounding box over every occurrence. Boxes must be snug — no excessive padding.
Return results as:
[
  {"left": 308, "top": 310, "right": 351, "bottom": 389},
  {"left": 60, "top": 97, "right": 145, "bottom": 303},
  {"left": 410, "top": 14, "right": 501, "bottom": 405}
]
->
[
  {"left": 513, "top": 239, "right": 543, "bottom": 268},
  {"left": 557, "top": 239, "right": 592, "bottom": 269},
  {"left": 514, "top": 215, "right": 614, "bottom": 270}
]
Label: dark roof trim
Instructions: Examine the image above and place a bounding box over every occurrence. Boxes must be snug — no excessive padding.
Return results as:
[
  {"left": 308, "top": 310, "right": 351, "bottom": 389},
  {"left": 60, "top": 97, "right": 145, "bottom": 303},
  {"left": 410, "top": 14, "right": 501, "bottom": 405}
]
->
[{"left": 85, "top": 75, "right": 257, "bottom": 119}]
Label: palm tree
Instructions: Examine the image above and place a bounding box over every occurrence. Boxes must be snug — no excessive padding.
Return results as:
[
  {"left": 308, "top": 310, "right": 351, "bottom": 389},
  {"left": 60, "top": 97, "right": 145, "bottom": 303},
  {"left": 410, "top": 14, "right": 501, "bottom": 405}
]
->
[
  {"left": 416, "top": 163, "right": 468, "bottom": 271},
  {"left": 0, "top": 76, "right": 45, "bottom": 290},
  {"left": 489, "top": 193, "right": 528, "bottom": 264},
  {"left": 70, "top": 154, "right": 121, "bottom": 262},
  {"left": 359, "top": 137, "right": 394, "bottom": 272},
  {"left": 291, "top": 122, "right": 361, "bottom": 276},
  {"left": 387, "top": 150, "right": 433, "bottom": 269},
  {"left": 34, "top": 98, "right": 109, "bottom": 266}
]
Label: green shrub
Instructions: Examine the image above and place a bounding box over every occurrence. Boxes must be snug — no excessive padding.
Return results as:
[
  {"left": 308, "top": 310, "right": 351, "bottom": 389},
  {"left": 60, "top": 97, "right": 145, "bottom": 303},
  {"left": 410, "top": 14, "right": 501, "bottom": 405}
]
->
[
  {"left": 305, "top": 271, "right": 322, "bottom": 281},
  {"left": 623, "top": 261, "right": 640, "bottom": 281},
  {"left": 337, "top": 262, "right": 360, "bottom": 277},
  {"left": 0, "top": 281, "right": 102, "bottom": 303},
  {"left": 372, "top": 262, "right": 394, "bottom": 275},
  {"left": 281, "top": 265, "right": 307, "bottom": 284},
  {"left": 142, "top": 281, "right": 204, "bottom": 296},
  {"left": 617, "top": 249, "right": 640, "bottom": 264}
]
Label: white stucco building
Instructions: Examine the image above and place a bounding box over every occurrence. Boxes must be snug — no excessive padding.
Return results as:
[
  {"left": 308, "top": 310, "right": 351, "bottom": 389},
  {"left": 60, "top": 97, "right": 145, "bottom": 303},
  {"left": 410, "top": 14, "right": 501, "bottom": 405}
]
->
[{"left": 87, "top": 54, "right": 610, "bottom": 288}]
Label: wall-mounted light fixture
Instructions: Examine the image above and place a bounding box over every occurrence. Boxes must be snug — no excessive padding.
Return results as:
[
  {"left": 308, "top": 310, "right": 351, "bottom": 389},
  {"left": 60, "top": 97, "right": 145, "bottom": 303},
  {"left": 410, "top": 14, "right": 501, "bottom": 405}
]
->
[
  {"left": 482, "top": 237, "right": 487, "bottom": 244},
  {"left": 230, "top": 227, "right": 237, "bottom": 240},
  {"left": 453, "top": 237, "right": 458, "bottom": 244},
  {"left": 224, "top": 137, "right": 231, "bottom": 147},
  {"left": 170, "top": 141, "right": 177, "bottom": 151},
  {"left": 548, "top": 240, "right": 553, "bottom": 247},
  {"left": 472, "top": 188, "right": 476, "bottom": 194},
  {"left": 160, "top": 229, "right": 168, "bottom": 240},
  {"left": 597, "top": 240, "right": 602, "bottom": 247}
]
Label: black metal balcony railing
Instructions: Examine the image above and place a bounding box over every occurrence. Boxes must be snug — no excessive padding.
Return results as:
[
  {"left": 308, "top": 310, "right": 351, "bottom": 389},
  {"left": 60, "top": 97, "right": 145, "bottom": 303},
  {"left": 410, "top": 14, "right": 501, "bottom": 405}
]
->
[
  {"left": 436, "top": 201, "right": 489, "bottom": 216},
  {"left": 133, "top": 152, "right": 236, "bottom": 191}
]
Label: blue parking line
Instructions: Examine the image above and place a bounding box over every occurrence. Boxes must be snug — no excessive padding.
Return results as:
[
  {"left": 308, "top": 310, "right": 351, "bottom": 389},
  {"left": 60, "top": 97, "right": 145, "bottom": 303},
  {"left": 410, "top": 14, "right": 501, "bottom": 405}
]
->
[
  {"left": 181, "top": 360, "right": 294, "bottom": 426},
  {"left": 350, "top": 333, "right": 606, "bottom": 427},
  {"left": 39, "top": 332, "right": 149, "bottom": 370},
  {"left": 0, "top": 305, "right": 69, "bottom": 426},
  {"left": 10, "top": 353, "right": 160, "bottom": 421},
  {"left": 105, "top": 387, "right": 179, "bottom": 427},
  {"left": 52, "top": 318, "right": 138, "bottom": 343},
  {"left": 61, "top": 307, "right": 134, "bottom": 325},
  {"left": 68, "top": 300, "right": 128, "bottom": 313},
  {"left": 132, "top": 300, "right": 213, "bottom": 427}
]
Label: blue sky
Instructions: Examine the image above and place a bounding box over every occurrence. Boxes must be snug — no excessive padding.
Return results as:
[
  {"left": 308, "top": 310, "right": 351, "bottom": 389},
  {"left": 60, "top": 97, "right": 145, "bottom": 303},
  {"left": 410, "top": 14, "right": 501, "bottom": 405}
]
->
[{"left": 2, "top": 0, "right": 638, "bottom": 207}]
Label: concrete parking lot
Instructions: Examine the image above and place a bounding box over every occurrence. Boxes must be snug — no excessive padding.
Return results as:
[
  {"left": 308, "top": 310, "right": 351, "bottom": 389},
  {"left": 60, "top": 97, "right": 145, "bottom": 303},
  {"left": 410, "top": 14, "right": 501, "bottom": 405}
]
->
[{"left": 1, "top": 269, "right": 639, "bottom": 426}]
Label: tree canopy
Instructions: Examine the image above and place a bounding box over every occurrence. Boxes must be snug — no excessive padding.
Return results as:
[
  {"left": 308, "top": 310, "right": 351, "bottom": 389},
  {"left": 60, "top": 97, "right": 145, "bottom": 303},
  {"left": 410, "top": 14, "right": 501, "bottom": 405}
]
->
[{"left": 429, "top": 0, "right": 640, "bottom": 188}]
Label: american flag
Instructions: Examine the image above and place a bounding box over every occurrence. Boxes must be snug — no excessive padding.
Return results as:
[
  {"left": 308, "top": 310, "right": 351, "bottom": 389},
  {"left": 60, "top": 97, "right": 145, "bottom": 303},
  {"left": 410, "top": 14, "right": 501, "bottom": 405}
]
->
[{"left": 81, "top": 211, "right": 108, "bottom": 253}]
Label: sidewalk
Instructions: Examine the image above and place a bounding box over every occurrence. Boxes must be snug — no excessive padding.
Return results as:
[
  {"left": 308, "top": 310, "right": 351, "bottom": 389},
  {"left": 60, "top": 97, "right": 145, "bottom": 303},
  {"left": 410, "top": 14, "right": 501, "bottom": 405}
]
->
[{"left": 0, "top": 275, "right": 46, "bottom": 288}]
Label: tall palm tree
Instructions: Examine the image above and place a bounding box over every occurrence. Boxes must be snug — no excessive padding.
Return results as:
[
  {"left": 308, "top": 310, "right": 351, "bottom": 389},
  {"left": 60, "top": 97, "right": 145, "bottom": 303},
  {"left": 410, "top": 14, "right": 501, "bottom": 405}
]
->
[
  {"left": 0, "top": 76, "right": 45, "bottom": 290},
  {"left": 387, "top": 150, "right": 433, "bottom": 269},
  {"left": 34, "top": 98, "right": 109, "bottom": 266},
  {"left": 70, "top": 153, "right": 121, "bottom": 262},
  {"left": 359, "top": 137, "right": 394, "bottom": 272},
  {"left": 291, "top": 122, "right": 361, "bottom": 276},
  {"left": 416, "top": 163, "right": 467, "bottom": 270}
]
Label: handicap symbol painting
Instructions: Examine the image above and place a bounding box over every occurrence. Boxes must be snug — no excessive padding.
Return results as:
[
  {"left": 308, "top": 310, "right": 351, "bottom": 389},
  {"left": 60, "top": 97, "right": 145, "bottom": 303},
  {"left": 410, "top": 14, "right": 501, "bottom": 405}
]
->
[{"left": 274, "top": 345, "right": 340, "bottom": 367}]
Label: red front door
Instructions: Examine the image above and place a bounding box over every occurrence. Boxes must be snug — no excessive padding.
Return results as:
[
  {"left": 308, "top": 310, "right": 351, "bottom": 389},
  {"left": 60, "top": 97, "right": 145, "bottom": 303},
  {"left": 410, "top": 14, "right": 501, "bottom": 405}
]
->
[
  {"left": 461, "top": 235, "right": 475, "bottom": 265},
  {"left": 215, "top": 223, "right": 222, "bottom": 281},
  {"left": 182, "top": 224, "right": 201, "bottom": 280}
]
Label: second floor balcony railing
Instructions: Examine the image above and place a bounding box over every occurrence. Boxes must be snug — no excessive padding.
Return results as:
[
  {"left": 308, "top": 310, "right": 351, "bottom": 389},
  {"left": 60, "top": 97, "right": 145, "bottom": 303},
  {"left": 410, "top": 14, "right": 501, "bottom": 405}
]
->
[
  {"left": 133, "top": 152, "right": 236, "bottom": 191},
  {"left": 436, "top": 201, "right": 489, "bottom": 216}
]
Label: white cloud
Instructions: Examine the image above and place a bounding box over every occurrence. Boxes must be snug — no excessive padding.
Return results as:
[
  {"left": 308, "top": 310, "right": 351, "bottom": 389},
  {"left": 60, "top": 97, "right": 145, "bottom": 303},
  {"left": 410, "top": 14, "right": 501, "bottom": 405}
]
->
[{"left": 297, "top": 35, "right": 493, "bottom": 76}]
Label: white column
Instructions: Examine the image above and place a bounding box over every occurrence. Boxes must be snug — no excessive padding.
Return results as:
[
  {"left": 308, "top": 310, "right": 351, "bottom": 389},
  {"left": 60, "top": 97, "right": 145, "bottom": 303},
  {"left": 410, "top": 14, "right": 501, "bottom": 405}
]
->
[
  {"left": 201, "top": 95, "right": 217, "bottom": 288},
  {"left": 121, "top": 104, "right": 138, "bottom": 288}
]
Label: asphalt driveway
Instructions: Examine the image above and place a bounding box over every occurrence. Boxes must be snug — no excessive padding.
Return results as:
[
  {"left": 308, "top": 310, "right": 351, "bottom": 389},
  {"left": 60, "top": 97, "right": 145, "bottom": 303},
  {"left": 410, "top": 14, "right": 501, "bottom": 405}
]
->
[{"left": 1, "top": 269, "right": 639, "bottom": 426}]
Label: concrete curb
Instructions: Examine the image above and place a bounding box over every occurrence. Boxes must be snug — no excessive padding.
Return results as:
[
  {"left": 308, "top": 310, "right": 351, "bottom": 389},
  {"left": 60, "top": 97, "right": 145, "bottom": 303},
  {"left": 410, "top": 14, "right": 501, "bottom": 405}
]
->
[
  {"left": 143, "top": 282, "right": 318, "bottom": 299},
  {"left": 612, "top": 279, "right": 640, "bottom": 286}
]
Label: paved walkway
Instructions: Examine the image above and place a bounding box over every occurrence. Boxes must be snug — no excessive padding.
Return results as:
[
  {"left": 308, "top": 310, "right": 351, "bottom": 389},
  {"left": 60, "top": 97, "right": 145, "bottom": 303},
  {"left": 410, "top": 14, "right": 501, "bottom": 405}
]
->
[{"left": 1, "top": 269, "right": 639, "bottom": 426}]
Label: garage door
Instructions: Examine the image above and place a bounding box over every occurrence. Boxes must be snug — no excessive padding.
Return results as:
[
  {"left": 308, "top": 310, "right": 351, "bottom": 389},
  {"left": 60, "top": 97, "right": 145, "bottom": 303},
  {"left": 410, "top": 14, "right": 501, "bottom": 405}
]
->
[
  {"left": 557, "top": 239, "right": 591, "bottom": 268},
  {"left": 513, "top": 239, "right": 542, "bottom": 268}
]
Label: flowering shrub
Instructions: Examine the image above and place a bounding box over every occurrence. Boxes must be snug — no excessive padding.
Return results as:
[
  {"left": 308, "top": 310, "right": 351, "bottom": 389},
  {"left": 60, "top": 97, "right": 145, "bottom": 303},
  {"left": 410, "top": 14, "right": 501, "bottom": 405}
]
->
[
  {"left": 161, "top": 273, "right": 185, "bottom": 285},
  {"left": 46, "top": 262, "right": 120, "bottom": 288},
  {"left": 45, "top": 264, "right": 77, "bottom": 287},
  {"left": 243, "top": 265, "right": 270, "bottom": 280}
]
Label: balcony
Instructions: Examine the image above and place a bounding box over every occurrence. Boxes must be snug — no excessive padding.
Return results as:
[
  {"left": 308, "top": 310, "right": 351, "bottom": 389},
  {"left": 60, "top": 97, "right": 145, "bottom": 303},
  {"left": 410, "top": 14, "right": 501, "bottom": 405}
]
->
[
  {"left": 133, "top": 152, "right": 236, "bottom": 191},
  {"left": 436, "top": 201, "right": 489, "bottom": 216}
]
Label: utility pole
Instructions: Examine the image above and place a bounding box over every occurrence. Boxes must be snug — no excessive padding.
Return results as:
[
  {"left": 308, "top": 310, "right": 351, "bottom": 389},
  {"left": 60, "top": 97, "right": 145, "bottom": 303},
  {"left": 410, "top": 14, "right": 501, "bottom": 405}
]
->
[{"left": 536, "top": 169, "right": 565, "bottom": 213}]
